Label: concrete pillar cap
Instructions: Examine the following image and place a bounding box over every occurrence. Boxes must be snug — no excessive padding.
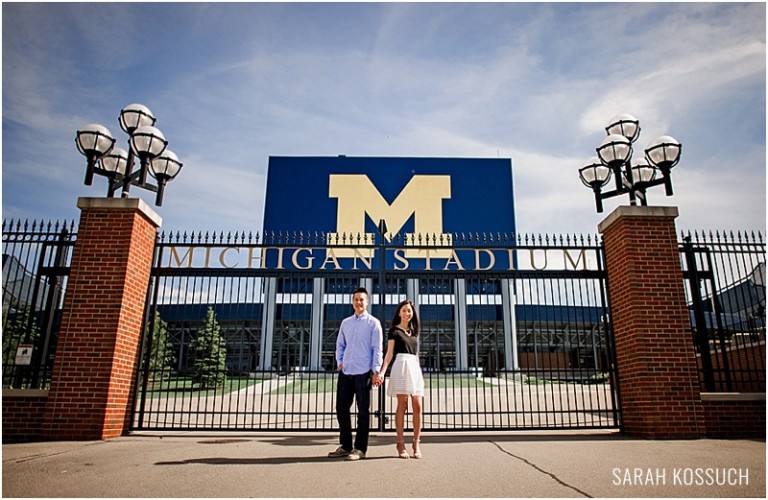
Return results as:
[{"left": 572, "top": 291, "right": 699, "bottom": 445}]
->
[
  {"left": 76, "top": 197, "right": 162, "bottom": 228},
  {"left": 598, "top": 205, "right": 678, "bottom": 234}
]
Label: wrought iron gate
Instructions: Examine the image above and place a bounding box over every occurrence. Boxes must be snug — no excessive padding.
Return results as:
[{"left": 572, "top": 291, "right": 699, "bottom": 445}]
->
[
  {"left": 6, "top": 221, "right": 763, "bottom": 433},
  {"left": 680, "top": 231, "right": 765, "bottom": 393},
  {"left": 131, "top": 231, "right": 621, "bottom": 431},
  {"left": 2, "top": 220, "right": 75, "bottom": 389}
]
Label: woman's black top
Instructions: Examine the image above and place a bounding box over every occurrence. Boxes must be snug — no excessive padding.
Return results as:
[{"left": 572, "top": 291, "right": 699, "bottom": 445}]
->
[{"left": 387, "top": 326, "right": 418, "bottom": 355}]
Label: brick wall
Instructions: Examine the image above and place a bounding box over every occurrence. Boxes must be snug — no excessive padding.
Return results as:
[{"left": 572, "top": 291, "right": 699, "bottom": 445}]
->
[
  {"left": 698, "top": 342, "right": 766, "bottom": 392},
  {"left": 702, "top": 395, "right": 766, "bottom": 438},
  {"left": 599, "top": 206, "right": 706, "bottom": 438},
  {"left": 518, "top": 352, "right": 572, "bottom": 370},
  {"left": 41, "top": 198, "right": 160, "bottom": 440},
  {"left": 2, "top": 390, "right": 48, "bottom": 443}
]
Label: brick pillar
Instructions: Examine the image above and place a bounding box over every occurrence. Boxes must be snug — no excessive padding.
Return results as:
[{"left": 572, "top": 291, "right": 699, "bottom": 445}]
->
[
  {"left": 598, "top": 206, "right": 705, "bottom": 438},
  {"left": 42, "top": 198, "right": 160, "bottom": 440}
]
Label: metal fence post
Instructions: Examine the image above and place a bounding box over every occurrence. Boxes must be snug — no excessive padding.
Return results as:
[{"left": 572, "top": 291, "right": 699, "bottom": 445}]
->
[{"left": 682, "top": 236, "right": 716, "bottom": 392}]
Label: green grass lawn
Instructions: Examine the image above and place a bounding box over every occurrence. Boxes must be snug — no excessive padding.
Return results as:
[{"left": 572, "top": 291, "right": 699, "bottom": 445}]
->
[
  {"left": 142, "top": 372, "right": 497, "bottom": 398},
  {"left": 272, "top": 373, "right": 493, "bottom": 394},
  {"left": 142, "top": 371, "right": 593, "bottom": 398}
]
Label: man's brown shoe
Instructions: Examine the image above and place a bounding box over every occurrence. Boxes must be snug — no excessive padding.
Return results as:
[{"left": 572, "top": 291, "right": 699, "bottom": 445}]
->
[{"left": 327, "top": 446, "right": 352, "bottom": 458}]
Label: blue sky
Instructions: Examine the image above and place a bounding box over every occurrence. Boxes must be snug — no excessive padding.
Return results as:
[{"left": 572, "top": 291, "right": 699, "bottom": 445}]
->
[{"left": 2, "top": 2, "right": 765, "bottom": 237}]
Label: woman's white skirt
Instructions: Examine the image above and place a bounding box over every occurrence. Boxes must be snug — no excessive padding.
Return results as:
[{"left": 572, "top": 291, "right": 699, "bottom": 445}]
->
[{"left": 386, "top": 354, "right": 424, "bottom": 397}]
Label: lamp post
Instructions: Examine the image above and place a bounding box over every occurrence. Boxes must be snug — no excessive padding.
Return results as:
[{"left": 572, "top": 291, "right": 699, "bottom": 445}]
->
[
  {"left": 578, "top": 114, "right": 681, "bottom": 213},
  {"left": 76, "top": 103, "right": 183, "bottom": 206}
]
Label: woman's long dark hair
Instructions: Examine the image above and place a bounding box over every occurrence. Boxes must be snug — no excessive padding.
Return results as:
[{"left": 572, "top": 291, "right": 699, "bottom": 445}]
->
[{"left": 390, "top": 299, "right": 419, "bottom": 337}]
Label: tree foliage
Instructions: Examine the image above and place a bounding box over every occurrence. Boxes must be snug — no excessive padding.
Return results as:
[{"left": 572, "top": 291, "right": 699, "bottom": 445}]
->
[
  {"left": 189, "top": 307, "right": 227, "bottom": 389},
  {"left": 148, "top": 312, "right": 175, "bottom": 373}
]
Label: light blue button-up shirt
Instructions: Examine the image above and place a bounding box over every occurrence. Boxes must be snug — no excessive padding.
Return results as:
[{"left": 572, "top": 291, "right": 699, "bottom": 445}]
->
[{"left": 335, "top": 311, "right": 383, "bottom": 375}]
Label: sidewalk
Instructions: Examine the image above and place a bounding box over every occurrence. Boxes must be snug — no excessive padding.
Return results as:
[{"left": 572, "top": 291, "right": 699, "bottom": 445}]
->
[{"left": 2, "top": 430, "right": 765, "bottom": 498}]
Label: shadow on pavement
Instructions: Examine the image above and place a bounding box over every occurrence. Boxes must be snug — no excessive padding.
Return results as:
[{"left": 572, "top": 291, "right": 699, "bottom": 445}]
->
[
  {"left": 156, "top": 455, "right": 391, "bottom": 466},
  {"left": 135, "top": 430, "right": 627, "bottom": 447}
]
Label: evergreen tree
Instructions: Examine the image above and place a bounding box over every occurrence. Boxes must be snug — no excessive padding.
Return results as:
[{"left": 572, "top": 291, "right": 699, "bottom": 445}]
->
[
  {"left": 148, "top": 312, "right": 175, "bottom": 374},
  {"left": 189, "top": 307, "right": 227, "bottom": 389}
]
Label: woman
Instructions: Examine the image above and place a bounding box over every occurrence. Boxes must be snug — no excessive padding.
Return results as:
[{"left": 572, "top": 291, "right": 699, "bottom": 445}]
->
[{"left": 380, "top": 299, "right": 424, "bottom": 459}]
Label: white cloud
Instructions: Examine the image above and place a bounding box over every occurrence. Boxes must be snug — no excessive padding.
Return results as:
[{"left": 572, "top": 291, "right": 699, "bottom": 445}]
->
[{"left": 2, "top": 2, "right": 765, "bottom": 236}]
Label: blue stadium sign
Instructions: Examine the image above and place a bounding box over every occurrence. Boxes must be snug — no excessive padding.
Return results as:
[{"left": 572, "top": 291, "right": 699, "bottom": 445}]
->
[{"left": 262, "top": 156, "right": 515, "bottom": 270}]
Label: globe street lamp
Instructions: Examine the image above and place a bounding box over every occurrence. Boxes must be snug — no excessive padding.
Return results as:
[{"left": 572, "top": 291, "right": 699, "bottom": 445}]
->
[
  {"left": 75, "top": 103, "right": 183, "bottom": 206},
  {"left": 578, "top": 114, "right": 681, "bottom": 213}
]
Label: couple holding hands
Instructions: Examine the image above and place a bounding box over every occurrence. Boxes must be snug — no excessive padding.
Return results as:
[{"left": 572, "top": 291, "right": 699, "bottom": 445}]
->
[{"left": 328, "top": 288, "right": 424, "bottom": 461}]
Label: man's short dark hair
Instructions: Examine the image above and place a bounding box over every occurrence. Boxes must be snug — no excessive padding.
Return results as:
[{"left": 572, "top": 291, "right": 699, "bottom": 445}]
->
[{"left": 353, "top": 287, "right": 369, "bottom": 297}]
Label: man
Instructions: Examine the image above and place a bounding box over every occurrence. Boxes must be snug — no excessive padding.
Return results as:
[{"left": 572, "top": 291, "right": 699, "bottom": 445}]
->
[{"left": 328, "top": 287, "right": 384, "bottom": 461}]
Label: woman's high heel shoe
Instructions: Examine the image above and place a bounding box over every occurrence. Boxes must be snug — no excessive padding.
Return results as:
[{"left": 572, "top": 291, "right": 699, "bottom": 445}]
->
[
  {"left": 412, "top": 440, "right": 422, "bottom": 459},
  {"left": 396, "top": 442, "right": 410, "bottom": 459}
]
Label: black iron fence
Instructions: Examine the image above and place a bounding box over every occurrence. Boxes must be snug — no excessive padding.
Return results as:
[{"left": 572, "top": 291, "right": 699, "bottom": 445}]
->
[
  {"left": 5, "top": 217, "right": 764, "bottom": 433},
  {"left": 132, "top": 230, "right": 620, "bottom": 431},
  {"left": 1, "top": 219, "right": 76, "bottom": 389},
  {"left": 680, "top": 231, "right": 766, "bottom": 392}
]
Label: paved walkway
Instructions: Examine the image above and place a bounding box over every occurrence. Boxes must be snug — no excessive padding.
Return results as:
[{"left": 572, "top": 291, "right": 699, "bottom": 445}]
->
[{"left": 2, "top": 430, "right": 765, "bottom": 498}]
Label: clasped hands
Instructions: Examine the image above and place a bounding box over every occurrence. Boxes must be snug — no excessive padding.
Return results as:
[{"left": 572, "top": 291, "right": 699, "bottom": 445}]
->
[{"left": 336, "top": 364, "right": 384, "bottom": 387}]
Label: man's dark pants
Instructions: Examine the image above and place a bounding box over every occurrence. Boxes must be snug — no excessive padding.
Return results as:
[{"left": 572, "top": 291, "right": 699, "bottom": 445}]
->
[{"left": 336, "top": 372, "right": 372, "bottom": 453}]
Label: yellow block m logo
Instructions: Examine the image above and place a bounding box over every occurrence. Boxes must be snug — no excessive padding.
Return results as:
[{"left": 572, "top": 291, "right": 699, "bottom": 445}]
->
[{"left": 328, "top": 174, "right": 452, "bottom": 257}]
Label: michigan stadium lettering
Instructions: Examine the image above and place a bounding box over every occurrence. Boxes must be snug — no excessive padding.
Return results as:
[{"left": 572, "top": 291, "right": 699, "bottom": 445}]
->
[{"left": 164, "top": 245, "right": 596, "bottom": 271}]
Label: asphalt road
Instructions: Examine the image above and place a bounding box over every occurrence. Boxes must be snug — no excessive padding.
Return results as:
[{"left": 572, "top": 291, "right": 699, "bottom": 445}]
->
[{"left": 2, "top": 430, "right": 765, "bottom": 498}]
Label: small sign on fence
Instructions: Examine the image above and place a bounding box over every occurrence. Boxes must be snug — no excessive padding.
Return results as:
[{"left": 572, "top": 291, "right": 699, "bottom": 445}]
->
[{"left": 15, "top": 344, "right": 33, "bottom": 366}]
